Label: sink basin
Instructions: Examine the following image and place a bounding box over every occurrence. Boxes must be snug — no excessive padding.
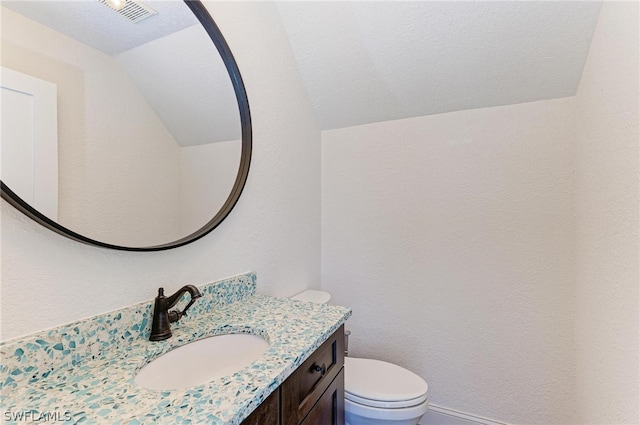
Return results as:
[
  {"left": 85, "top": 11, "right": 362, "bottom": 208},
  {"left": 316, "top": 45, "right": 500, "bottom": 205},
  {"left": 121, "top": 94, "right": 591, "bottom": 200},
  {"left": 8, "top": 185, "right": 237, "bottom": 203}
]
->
[{"left": 134, "top": 333, "right": 269, "bottom": 390}]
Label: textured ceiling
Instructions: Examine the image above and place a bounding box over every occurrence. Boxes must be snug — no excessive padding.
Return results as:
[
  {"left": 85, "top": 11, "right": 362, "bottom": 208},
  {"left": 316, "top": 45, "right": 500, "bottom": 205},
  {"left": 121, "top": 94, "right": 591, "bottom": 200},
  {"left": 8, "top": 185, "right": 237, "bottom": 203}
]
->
[
  {"left": 2, "top": 1, "right": 603, "bottom": 139},
  {"left": 115, "top": 24, "right": 240, "bottom": 146},
  {"left": 1, "top": 0, "right": 197, "bottom": 55},
  {"left": 2, "top": 0, "right": 239, "bottom": 146},
  {"left": 277, "top": 1, "right": 602, "bottom": 130}
]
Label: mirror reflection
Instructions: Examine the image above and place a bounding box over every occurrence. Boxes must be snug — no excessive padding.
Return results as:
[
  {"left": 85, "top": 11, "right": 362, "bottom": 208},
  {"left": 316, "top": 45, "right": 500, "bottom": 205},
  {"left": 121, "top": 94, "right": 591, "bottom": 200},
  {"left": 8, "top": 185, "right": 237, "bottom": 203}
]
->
[{"left": 0, "top": 0, "right": 242, "bottom": 247}]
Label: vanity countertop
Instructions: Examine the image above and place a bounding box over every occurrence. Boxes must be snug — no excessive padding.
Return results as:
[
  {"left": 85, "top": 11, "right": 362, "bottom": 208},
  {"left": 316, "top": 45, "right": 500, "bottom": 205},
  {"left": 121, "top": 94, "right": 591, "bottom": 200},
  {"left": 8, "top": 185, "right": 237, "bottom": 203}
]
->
[{"left": 0, "top": 275, "right": 351, "bottom": 425}]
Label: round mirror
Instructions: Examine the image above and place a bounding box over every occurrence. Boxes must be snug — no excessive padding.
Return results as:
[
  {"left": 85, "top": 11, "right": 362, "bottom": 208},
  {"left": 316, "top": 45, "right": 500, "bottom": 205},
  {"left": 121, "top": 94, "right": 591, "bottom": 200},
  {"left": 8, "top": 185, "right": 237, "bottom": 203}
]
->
[{"left": 0, "top": 0, "right": 251, "bottom": 251}]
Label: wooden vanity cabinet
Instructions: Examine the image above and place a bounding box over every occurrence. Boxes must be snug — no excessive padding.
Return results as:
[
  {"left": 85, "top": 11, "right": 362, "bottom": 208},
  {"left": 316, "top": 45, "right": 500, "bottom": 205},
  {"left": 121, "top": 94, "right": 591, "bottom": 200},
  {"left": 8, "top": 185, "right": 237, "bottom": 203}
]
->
[
  {"left": 297, "top": 369, "right": 344, "bottom": 425},
  {"left": 242, "top": 389, "right": 280, "bottom": 425},
  {"left": 241, "top": 325, "right": 345, "bottom": 425}
]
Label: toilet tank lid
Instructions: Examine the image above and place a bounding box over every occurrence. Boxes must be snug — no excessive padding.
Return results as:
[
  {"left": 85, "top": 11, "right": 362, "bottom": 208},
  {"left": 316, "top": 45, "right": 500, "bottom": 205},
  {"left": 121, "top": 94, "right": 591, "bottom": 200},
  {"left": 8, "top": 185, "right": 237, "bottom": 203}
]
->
[{"left": 290, "top": 290, "right": 331, "bottom": 304}]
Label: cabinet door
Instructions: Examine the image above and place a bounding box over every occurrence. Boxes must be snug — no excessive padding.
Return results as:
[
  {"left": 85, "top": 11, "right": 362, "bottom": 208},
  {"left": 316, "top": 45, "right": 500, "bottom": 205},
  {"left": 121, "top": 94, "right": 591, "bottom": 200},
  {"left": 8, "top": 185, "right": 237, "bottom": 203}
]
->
[
  {"left": 281, "top": 326, "right": 345, "bottom": 425},
  {"left": 300, "top": 369, "right": 344, "bottom": 425},
  {"left": 241, "top": 389, "right": 279, "bottom": 425}
]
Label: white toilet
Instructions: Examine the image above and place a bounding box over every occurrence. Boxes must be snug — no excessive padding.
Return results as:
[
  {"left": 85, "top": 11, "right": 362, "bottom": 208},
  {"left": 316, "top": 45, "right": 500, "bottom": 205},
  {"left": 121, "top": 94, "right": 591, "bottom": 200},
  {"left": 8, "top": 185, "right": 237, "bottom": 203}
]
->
[{"left": 291, "top": 290, "right": 430, "bottom": 425}]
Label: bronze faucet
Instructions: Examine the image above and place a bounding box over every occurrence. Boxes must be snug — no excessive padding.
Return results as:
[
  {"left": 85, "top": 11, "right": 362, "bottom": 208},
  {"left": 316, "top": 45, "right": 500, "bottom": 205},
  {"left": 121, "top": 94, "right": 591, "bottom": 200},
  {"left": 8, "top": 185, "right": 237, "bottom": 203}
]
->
[{"left": 149, "top": 285, "right": 202, "bottom": 341}]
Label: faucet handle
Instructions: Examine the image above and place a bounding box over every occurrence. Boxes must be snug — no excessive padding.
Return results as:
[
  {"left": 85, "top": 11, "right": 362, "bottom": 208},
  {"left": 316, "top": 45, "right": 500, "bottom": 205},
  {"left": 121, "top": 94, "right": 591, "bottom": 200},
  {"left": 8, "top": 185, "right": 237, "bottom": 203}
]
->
[
  {"left": 182, "top": 296, "right": 199, "bottom": 314},
  {"left": 167, "top": 291, "right": 201, "bottom": 323}
]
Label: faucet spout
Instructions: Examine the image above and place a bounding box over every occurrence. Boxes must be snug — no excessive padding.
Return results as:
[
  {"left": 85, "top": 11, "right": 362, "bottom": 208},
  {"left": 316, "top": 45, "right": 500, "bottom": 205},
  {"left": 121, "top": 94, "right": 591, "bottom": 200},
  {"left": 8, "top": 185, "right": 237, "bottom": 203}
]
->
[{"left": 149, "top": 285, "right": 202, "bottom": 341}]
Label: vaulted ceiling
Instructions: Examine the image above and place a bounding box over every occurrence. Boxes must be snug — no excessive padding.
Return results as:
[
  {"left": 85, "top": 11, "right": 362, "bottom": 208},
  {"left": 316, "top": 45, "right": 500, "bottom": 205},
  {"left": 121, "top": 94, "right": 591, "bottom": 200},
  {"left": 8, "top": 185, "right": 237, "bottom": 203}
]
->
[
  {"left": 2, "top": 1, "right": 603, "bottom": 138},
  {"left": 276, "top": 1, "right": 602, "bottom": 130}
]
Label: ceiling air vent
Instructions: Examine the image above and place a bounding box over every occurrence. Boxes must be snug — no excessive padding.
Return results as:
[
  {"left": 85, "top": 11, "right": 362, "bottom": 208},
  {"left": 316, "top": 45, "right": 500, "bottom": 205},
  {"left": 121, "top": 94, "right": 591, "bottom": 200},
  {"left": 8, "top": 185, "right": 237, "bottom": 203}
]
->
[{"left": 97, "top": 0, "right": 157, "bottom": 23}]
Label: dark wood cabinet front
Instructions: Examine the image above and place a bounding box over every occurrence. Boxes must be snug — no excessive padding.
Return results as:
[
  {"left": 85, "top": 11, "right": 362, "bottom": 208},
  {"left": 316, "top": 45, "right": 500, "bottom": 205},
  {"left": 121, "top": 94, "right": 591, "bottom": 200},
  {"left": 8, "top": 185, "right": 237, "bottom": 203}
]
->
[
  {"left": 240, "top": 326, "right": 345, "bottom": 425},
  {"left": 242, "top": 389, "right": 280, "bottom": 425},
  {"left": 299, "top": 369, "right": 344, "bottom": 425},
  {"left": 281, "top": 325, "right": 345, "bottom": 425}
]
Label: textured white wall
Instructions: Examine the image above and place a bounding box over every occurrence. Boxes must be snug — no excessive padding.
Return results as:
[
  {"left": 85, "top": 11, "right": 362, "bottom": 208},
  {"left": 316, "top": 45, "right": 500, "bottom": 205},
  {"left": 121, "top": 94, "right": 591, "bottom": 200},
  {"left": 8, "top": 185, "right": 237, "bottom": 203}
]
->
[
  {"left": 0, "top": 1, "right": 320, "bottom": 341},
  {"left": 179, "top": 140, "right": 241, "bottom": 236},
  {"left": 1, "top": 7, "right": 183, "bottom": 247},
  {"left": 322, "top": 98, "right": 577, "bottom": 424},
  {"left": 574, "top": 2, "right": 640, "bottom": 423}
]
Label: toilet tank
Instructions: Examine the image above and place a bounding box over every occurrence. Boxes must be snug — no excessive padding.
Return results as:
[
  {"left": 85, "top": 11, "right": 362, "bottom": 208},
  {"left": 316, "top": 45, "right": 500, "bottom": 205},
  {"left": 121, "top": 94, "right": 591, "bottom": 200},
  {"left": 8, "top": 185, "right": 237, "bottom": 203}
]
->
[{"left": 290, "top": 290, "right": 331, "bottom": 304}]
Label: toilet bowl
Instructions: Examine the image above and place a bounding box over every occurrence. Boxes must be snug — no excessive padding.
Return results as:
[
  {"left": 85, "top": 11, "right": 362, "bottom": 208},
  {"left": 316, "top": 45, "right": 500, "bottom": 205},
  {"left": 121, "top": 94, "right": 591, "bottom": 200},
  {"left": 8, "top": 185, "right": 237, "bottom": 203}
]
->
[{"left": 291, "top": 290, "right": 430, "bottom": 425}]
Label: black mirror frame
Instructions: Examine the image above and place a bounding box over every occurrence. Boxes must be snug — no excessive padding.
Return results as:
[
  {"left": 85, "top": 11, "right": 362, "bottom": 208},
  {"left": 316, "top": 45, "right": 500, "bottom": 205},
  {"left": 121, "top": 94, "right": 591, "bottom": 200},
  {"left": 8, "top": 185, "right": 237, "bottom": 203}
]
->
[{"left": 0, "top": 0, "right": 251, "bottom": 252}]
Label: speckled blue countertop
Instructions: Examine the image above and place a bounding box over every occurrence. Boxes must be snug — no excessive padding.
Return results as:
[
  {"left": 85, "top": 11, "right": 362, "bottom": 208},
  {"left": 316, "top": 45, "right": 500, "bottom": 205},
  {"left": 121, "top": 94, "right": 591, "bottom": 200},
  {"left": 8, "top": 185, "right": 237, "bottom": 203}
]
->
[{"left": 0, "top": 273, "right": 351, "bottom": 424}]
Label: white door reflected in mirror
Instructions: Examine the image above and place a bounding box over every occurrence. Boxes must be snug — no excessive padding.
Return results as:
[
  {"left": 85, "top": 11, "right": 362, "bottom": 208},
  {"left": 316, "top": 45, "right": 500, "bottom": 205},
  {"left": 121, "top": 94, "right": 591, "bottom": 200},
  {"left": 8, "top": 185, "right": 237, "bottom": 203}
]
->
[{"left": 0, "top": 67, "right": 58, "bottom": 221}]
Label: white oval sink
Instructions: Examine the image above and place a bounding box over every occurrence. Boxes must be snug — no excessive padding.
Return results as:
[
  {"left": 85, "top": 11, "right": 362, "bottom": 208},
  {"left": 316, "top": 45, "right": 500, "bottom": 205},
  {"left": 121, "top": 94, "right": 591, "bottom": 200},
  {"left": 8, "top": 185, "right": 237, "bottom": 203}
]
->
[{"left": 134, "top": 333, "right": 269, "bottom": 390}]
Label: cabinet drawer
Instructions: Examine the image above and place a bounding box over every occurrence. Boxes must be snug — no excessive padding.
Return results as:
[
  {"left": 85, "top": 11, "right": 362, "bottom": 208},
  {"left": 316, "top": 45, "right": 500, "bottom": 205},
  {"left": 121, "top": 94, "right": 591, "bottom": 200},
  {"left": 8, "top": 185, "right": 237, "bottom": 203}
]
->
[
  {"left": 241, "top": 389, "right": 279, "bottom": 425},
  {"left": 281, "top": 325, "right": 345, "bottom": 425}
]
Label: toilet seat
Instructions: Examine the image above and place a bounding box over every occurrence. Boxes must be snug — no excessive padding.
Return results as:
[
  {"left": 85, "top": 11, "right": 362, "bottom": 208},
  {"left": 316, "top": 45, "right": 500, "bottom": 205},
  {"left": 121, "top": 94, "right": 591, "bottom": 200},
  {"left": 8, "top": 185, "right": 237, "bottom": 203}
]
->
[
  {"left": 345, "top": 391, "right": 428, "bottom": 409},
  {"left": 344, "top": 357, "right": 429, "bottom": 409}
]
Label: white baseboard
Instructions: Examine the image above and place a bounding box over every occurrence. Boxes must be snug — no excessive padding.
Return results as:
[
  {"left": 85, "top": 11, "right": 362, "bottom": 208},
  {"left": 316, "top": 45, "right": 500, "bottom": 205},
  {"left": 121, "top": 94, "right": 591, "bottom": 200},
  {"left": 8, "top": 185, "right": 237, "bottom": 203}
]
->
[{"left": 421, "top": 404, "right": 509, "bottom": 425}]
